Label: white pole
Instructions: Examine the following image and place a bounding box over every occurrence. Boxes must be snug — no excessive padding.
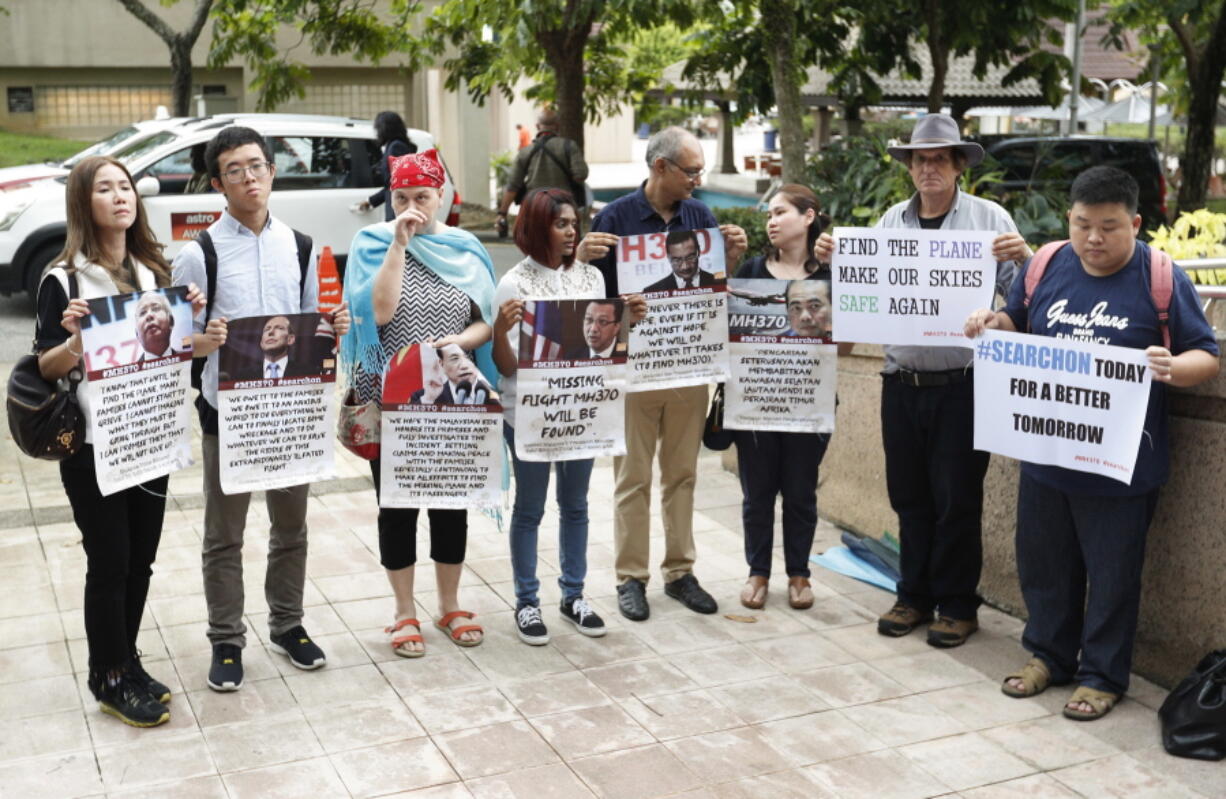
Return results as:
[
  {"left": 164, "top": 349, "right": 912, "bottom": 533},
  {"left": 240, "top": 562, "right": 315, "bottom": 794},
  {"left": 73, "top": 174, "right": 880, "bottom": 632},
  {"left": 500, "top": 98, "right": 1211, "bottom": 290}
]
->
[{"left": 1067, "top": 0, "right": 1086, "bottom": 135}]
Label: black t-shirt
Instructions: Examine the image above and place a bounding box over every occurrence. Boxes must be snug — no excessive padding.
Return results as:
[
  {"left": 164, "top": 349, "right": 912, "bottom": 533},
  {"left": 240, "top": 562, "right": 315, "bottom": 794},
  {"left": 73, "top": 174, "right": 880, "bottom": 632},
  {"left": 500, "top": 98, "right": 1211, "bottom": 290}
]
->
[
  {"left": 734, "top": 254, "right": 830, "bottom": 281},
  {"left": 34, "top": 276, "right": 70, "bottom": 351},
  {"left": 918, "top": 212, "right": 948, "bottom": 230}
]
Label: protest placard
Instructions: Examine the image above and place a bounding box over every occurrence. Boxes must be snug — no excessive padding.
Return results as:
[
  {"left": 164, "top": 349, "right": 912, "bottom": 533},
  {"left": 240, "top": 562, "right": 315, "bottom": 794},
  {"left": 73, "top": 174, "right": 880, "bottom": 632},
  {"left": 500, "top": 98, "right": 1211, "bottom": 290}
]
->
[
  {"left": 515, "top": 299, "right": 628, "bottom": 461},
  {"left": 973, "top": 328, "right": 1152, "bottom": 483},
  {"left": 379, "top": 343, "right": 502, "bottom": 509},
  {"left": 831, "top": 226, "right": 995, "bottom": 346},
  {"left": 80, "top": 286, "right": 194, "bottom": 495},
  {"left": 616, "top": 227, "right": 730, "bottom": 390},
  {"left": 724, "top": 278, "right": 837, "bottom": 433},
  {"left": 216, "top": 313, "right": 338, "bottom": 494}
]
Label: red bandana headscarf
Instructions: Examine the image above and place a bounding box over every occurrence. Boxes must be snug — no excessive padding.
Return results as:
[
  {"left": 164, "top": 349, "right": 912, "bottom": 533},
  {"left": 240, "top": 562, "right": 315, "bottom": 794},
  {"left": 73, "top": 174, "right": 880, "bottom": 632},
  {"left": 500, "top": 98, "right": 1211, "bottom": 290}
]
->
[{"left": 389, "top": 149, "right": 445, "bottom": 190}]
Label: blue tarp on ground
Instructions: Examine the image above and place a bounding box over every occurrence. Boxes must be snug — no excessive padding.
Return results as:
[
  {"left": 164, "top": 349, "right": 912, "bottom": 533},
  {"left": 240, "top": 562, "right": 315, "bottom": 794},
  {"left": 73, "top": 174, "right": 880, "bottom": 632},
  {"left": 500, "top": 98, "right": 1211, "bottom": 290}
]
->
[{"left": 810, "top": 546, "right": 897, "bottom": 592}]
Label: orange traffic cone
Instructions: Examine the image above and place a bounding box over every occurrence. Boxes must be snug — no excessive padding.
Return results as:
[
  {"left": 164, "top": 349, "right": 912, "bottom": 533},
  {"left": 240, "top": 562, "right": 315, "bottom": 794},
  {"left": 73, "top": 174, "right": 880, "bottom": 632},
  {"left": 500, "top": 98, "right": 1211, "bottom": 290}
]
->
[{"left": 318, "top": 246, "right": 341, "bottom": 314}]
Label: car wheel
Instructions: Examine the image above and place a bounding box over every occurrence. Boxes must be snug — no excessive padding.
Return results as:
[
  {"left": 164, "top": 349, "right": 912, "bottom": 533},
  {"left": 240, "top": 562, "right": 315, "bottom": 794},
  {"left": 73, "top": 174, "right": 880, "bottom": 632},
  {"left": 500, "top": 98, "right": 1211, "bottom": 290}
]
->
[{"left": 24, "top": 241, "right": 64, "bottom": 303}]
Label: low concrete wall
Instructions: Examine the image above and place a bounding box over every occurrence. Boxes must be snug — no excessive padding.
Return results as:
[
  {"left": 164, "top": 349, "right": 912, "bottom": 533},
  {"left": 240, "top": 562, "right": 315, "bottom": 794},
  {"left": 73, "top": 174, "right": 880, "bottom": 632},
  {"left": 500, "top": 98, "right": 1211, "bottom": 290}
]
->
[{"left": 806, "top": 345, "right": 1226, "bottom": 688}]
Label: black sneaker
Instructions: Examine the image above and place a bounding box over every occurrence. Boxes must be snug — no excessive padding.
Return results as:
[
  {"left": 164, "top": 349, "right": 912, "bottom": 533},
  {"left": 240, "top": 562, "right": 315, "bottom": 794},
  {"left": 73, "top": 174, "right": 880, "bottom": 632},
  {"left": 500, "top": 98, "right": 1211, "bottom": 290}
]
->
[
  {"left": 664, "top": 574, "right": 718, "bottom": 614},
  {"left": 515, "top": 604, "right": 550, "bottom": 645},
  {"left": 617, "top": 578, "right": 650, "bottom": 621},
  {"left": 560, "top": 596, "right": 606, "bottom": 637},
  {"left": 130, "top": 651, "right": 171, "bottom": 704},
  {"left": 208, "top": 643, "right": 244, "bottom": 692},
  {"left": 269, "top": 625, "right": 327, "bottom": 670},
  {"left": 96, "top": 670, "right": 169, "bottom": 728}
]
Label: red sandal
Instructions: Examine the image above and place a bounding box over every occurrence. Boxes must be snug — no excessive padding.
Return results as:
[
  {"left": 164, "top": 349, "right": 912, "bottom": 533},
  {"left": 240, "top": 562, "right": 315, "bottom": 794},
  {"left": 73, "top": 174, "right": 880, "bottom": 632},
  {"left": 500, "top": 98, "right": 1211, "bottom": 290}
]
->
[
  {"left": 385, "top": 618, "right": 425, "bottom": 658},
  {"left": 435, "top": 610, "right": 483, "bottom": 648}
]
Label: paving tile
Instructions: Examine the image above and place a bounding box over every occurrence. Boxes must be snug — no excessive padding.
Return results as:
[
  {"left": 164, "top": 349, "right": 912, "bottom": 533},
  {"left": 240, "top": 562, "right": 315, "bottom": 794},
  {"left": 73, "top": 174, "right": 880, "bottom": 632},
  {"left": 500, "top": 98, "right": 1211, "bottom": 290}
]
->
[
  {"left": 979, "top": 714, "right": 1120, "bottom": 771},
  {"left": 871, "top": 650, "right": 986, "bottom": 692},
  {"left": 281, "top": 662, "right": 399, "bottom": 708},
  {"left": 792, "top": 594, "right": 878, "bottom": 630},
  {"left": 330, "top": 738, "right": 459, "bottom": 798},
  {"left": 961, "top": 773, "right": 1083, "bottom": 798},
  {"left": 107, "top": 775, "right": 229, "bottom": 798},
  {"left": 667, "top": 644, "right": 779, "bottom": 687},
  {"left": 0, "top": 641, "right": 74, "bottom": 686},
  {"left": 819, "top": 623, "right": 932, "bottom": 660},
  {"left": 499, "top": 671, "right": 611, "bottom": 718},
  {"left": 921, "top": 680, "right": 1054, "bottom": 730},
  {"left": 552, "top": 629, "right": 656, "bottom": 669},
  {"left": 0, "top": 674, "right": 82, "bottom": 720},
  {"left": 744, "top": 631, "right": 858, "bottom": 672},
  {"left": 202, "top": 710, "right": 323, "bottom": 772},
  {"left": 708, "top": 673, "right": 829, "bottom": 723},
  {"left": 803, "top": 749, "right": 953, "bottom": 799},
  {"left": 303, "top": 698, "right": 425, "bottom": 753},
  {"left": 793, "top": 662, "right": 912, "bottom": 707},
  {"left": 529, "top": 703, "right": 654, "bottom": 759},
  {"left": 467, "top": 762, "right": 596, "bottom": 798},
  {"left": 569, "top": 744, "right": 703, "bottom": 799},
  {"left": 1075, "top": 697, "right": 1164, "bottom": 753},
  {"left": 618, "top": 688, "right": 743, "bottom": 741},
  {"left": 387, "top": 785, "right": 474, "bottom": 798},
  {"left": 379, "top": 650, "right": 488, "bottom": 696},
  {"left": 841, "top": 694, "right": 970, "bottom": 747},
  {"left": 756, "top": 709, "right": 889, "bottom": 765},
  {"left": 0, "top": 750, "right": 103, "bottom": 799},
  {"left": 405, "top": 684, "right": 519, "bottom": 735},
  {"left": 702, "top": 769, "right": 838, "bottom": 799},
  {"left": 433, "top": 720, "right": 559, "bottom": 780},
  {"left": 583, "top": 658, "right": 696, "bottom": 700},
  {"left": 1049, "top": 751, "right": 1204, "bottom": 798},
  {"left": 628, "top": 615, "right": 737, "bottom": 656},
  {"left": 0, "top": 709, "right": 92, "bottom": 761},
  {"left": 96, "top": 732, "right": 216, "bottom": 792},
  {"left": 1127, "top": 743, "right": 1226, "bottom": 798},
  {"left": 898, "top": 731, "right": 1036, "bottom": 791},
  {"left": 665, "top": 726, "right": 793, "bottom": 783},
  {"left": 0, "top": 612, "right": 68, "bottom": 651},
  {"left": 222, "top": 755, "right": 349, "bottom": 799}
]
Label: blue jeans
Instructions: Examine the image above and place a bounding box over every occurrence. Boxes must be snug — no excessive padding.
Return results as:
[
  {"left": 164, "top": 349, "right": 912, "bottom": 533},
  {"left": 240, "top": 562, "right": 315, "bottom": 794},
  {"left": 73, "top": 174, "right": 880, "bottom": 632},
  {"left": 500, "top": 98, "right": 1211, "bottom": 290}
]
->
[
  {"left": 1016, "top": 472, "right": 1158, "bottom": 695},
  {"left": 504, "top": 424, "right": 594, "bottom": 608}
]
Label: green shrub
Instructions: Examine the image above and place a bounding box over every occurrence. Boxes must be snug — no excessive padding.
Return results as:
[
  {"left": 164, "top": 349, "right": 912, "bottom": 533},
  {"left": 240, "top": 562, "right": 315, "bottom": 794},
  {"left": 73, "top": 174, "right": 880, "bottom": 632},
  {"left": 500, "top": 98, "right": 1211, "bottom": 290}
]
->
[{"left": 713, "top": 206, "right": 769, "bottom": 263}]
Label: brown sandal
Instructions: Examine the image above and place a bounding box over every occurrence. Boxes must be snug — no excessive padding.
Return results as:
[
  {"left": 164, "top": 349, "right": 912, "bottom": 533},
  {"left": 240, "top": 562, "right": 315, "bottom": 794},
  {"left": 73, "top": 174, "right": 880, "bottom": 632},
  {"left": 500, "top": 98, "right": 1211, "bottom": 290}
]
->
[
  {"left": 787, "top": 577, "right": 814, "bottom": 610},
  {"left": 740, "top": 576, "right": 768, "bottom": 609},
  {"left": 1001, "top": 657, "right": 1052, "bottom": 698},
  {"left": 1063, "top": 685, "right": 1120, "bottom": 721}
]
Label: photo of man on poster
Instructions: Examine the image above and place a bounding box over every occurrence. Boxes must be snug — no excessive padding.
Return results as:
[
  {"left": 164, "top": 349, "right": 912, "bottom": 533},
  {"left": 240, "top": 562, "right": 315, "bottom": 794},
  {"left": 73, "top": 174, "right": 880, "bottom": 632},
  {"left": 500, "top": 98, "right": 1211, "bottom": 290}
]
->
[
  {"left": 410, "top": 343, "right": 496, "bottom": 405},
  {"left": 567, "top": 300, "right": 627, "bottom": 360},
  {"left": 134, "top": 290, "right": 185, "bottom": 360},
  {"left": 783, "top": 280, "right": 833, "bottom": 340},
  {"left": 644, "top": 229, "right": 719, "bottom": 292}
]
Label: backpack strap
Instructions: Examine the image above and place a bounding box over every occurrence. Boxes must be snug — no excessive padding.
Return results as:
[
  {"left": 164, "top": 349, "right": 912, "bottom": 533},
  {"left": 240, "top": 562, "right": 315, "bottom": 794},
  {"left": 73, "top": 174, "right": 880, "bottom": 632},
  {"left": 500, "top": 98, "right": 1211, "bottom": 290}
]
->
[
  {"left": 66, "top": 270, "right": 78, "bottom": 301},
  {"left": 195, "top": 231, "right": 218, "bottom": 322},
  {"left": 292, "top": 229, "right": 313, "bottom": 305},
  {"left": 1149, "top": 246, "right": 1174, "bottom": 351},
  {"left": 1023, "top": 240, "right": 1069, "bottom": 309}
]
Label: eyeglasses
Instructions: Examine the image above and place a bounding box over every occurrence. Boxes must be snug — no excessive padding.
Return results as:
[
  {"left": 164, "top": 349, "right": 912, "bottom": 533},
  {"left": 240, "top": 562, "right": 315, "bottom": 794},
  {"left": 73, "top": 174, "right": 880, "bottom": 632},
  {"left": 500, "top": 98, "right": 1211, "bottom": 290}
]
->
[
  {"left": 221, "top": 162, "right": 273, "bottom": 183},
  {"left": 664, "top": 157, "right": 705, "bottom": 180},
  {"left": 584, "top": 317, "right": 618, "bottom": 328},
  {"left": 669, "top": 253, "right": 700, "bottom": 266}
]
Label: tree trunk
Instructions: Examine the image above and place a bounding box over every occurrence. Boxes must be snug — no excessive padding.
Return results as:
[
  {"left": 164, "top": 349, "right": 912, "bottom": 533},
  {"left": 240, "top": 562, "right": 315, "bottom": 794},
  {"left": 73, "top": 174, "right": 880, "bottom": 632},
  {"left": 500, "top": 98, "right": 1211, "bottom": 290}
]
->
[
  {"left": 550, "top": 47, "right": 587, "bottom": 150},
  {"left": 924, "top": 0, "right": 948, "bottom": 114},
  {"left": 1174, "top": 3, "right": 1226, "bottom": 212},
  {"left": 170, "top": 40, "right": 194, "bottom": 117},
  {"left": 717, "top": 101, "right": 737, "bottom": 174},
  {"left": 844, "top": 104, "right": 864, "bottom": 137},
  {"left": 762, "top": 0, "right": 806, "bottom": 183}
]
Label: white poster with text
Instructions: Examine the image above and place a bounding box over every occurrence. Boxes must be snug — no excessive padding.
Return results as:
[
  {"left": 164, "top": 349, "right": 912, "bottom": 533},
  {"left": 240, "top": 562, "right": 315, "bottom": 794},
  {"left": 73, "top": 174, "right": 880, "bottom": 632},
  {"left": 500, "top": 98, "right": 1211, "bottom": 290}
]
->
[
  {"left": 831, "top": 226, "right": 995, "bottom": 347},
  {"left": 973, "top": 329, "right": 1152, "bottom": 483}
]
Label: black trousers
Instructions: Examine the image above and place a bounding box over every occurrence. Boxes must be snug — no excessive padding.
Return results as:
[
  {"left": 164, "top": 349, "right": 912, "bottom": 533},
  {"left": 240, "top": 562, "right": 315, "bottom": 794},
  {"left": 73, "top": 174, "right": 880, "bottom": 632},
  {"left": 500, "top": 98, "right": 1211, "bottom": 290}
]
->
[
  {"left": 881, "top": 375, "right": 988, "bottom": 619},
  {"left": 734, "top": 429, "right": 830, "bottom": 578},
  {"left": 59, "top": 445, "right": 167, "bottom": 677},
  {"left": 369, "top": 457, "right": 467, "bottom": 569}
]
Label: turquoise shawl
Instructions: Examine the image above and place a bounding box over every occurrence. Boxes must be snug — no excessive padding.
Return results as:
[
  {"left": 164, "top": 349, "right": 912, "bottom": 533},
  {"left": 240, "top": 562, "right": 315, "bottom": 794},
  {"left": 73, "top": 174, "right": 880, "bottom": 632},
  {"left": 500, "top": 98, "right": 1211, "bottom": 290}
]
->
[{"left": 341, "top": 221, "right": 498, "bottom": 387}]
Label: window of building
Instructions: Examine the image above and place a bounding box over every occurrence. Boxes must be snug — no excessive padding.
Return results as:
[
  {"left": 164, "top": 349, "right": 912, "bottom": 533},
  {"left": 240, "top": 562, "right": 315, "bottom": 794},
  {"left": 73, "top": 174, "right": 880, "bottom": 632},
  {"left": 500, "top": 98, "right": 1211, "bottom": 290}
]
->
[
  {"left": 273, "top": 84, "right": 406, "bottom": 119},
  {"left": 34, "top": 85, "right": 173, "bottom": 128},
  {"left": 7, "top": 87, "right": 34, "bottom": 113}
]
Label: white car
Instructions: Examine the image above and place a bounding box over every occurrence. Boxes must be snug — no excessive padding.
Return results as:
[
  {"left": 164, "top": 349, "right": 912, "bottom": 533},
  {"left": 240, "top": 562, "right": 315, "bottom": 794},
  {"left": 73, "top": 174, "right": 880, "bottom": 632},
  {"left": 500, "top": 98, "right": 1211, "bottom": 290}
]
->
[{"left": 0, "top": 113, "right": 460, "bottom": 298}]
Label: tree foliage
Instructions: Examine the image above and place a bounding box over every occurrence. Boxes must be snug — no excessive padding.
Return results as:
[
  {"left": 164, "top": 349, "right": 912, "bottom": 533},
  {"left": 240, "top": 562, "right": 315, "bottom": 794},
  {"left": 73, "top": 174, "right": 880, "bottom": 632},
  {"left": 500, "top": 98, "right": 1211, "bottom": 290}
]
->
[{"left": 117, "top": 0, "right": 214, "bottom": 116}]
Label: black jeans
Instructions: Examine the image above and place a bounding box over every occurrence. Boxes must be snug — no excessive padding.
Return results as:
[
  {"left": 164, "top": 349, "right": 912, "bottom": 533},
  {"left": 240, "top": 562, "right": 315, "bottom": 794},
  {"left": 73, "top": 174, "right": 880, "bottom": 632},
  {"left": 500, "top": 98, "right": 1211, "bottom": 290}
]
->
[
  {"left": 734, "top": 430, "right": 830, "bottom": 578},
  {"left": 59, "top": 445, "right": 167, "bottom": 679},
  {"left": 1016, "top": 473, "right": 1157, "bottom": 695},
  {"left": 369, "top": 457, "right": 467, "bottom": 569},
  {"left": 881, "top": 375, "right": 988, "bottom": 619}
]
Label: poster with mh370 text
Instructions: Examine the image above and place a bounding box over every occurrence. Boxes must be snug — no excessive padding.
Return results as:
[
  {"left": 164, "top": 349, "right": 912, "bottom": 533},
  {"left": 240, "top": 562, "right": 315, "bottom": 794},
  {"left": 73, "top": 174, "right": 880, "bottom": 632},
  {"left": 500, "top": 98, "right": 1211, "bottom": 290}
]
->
[{"left": 831, "top": 226, "right": 995, "bottom": 347}]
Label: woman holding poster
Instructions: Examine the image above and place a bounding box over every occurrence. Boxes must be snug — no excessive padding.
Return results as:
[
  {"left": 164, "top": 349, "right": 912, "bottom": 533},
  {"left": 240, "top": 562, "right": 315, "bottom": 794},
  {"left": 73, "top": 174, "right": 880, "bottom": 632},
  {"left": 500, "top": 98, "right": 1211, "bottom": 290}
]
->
[
  {"left": 342, "top": 149, "right": 497, "bottom": 656},
  {"left": 733, "top": 184, "right": 836, "bottom": 611},
  {"left": 491, "top": 188, "right": 646, "bottom": 645},
  {"left": 33, "top": 156, "right": 204, "bottom": 727}
]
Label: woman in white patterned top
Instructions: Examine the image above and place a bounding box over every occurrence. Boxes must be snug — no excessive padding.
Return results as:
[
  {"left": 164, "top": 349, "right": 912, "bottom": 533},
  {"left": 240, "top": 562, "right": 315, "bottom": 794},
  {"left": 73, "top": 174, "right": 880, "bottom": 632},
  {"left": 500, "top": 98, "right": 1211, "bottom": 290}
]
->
[
  {"left": 342, "top": 150, "right": 496, "bottom": 656},
  {"left": 492, "top": 188, "right": 646, "bottom": 645}
]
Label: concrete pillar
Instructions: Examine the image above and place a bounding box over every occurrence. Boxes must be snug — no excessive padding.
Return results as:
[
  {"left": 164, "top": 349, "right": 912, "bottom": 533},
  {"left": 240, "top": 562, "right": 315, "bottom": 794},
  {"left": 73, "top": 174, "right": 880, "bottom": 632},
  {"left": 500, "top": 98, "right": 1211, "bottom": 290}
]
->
[{"left": 811, "top": 106, "right": 833, "bottom": 150}]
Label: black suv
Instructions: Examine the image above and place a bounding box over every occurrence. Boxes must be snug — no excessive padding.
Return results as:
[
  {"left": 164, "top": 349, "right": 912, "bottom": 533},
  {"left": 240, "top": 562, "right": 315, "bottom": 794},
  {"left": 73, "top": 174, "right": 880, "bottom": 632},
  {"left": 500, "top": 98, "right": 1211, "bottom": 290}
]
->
[{"left": 976, "top": 136, "right": 1167, "bottom": 232}]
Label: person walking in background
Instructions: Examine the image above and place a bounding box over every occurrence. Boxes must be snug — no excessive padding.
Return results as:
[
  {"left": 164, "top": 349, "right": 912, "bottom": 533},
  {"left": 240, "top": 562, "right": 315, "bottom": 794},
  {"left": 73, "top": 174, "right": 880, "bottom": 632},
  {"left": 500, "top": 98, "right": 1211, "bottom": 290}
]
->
[
  {"left": 588, "top": 126, "right": 747, "bottom": 622},
  {"left": 342, "top": 149, "right": 497, "bottom": 657},
  {"left": 516, "top": 123, "right": 531, "bottom": 149},
  {"left": 491, "top": 187, "right": 646, "bottom": 645},
  {"left": 358, "top": 110, "right": 417, "bottom": 221},
  {"left": 496, "top": 109, "right": 589, "bottom": 233},
  {"left": 35, "top": 156, "right": 205, "bottom": 727},
  {"left": 734, "top": 184, "right": 841, "bottom": 610}
]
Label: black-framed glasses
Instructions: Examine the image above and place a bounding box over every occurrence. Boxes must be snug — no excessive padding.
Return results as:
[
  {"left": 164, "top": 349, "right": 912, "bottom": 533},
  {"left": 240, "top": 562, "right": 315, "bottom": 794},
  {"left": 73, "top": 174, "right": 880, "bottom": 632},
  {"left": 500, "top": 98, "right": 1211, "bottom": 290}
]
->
[
  {"left": 664, "top": 157, "right": 705, "bottom": 180},
  {"left": 221, "top": 162, "right": 273, "bottom": 183}
]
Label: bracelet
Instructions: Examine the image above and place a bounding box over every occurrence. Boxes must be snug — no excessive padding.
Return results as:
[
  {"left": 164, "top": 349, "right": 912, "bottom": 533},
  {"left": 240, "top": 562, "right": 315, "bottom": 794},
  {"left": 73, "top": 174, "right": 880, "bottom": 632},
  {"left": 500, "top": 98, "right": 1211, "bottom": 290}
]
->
[{"left": 65, "top": 338, "right": 82, "bottom": 357}]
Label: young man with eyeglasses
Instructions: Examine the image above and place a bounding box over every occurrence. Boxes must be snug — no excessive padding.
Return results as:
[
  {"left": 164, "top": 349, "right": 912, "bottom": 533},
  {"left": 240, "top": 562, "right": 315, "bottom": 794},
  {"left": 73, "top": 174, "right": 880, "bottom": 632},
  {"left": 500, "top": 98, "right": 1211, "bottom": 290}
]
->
[
  {"left": 172, "top": 126, "right": 350, "bottom": 691},
  {"left": 589, "top": 126, "right": 747, "bottom": 622}
]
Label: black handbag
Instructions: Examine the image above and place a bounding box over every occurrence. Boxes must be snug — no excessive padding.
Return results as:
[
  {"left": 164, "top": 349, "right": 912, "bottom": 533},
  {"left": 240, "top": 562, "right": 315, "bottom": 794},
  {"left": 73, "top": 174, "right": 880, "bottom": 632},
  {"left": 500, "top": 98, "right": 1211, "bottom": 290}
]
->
[
  {"left": 7, "top": 271, "right": 85, "bottom": 461},
  {"left": 1159, "top": 649, "right": 1226, "bottom": 761},
  {"left": 702, "top": 383, "right": 734, "bottom": 451}
]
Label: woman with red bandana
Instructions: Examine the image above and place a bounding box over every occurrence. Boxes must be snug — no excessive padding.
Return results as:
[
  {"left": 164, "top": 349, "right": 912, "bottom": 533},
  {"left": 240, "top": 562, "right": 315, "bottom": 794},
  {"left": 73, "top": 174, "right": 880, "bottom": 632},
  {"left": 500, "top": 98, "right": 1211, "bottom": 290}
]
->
[{"left": 341, "top": 150, "right": 497, "bottom": 656}]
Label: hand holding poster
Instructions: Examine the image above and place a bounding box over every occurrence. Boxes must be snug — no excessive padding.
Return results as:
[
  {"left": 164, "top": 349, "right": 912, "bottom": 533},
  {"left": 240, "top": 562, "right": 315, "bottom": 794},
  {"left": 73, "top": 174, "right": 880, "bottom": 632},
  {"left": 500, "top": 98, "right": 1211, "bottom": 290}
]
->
[
  {"left": 972, "top": 328, "right": 1152, "bottom": 483},
  {"left": 379, "top": 343, "right": 502, "bottom": 508},
  {"left": 725, "top": 278, "right": 837, "bottom": 433},
  {"left": 515, "top": 299, "right": 628, "bottom": 461},
  {"left": 80, "top": 286, "right": 194, "bottom": 495},
  {"left": 616, "top": 227, "right": 730, "bottom": 390},
  {"left": 831, "top": 226, "right": 995, "bottom": 346},
  {"left": 217, "top": 313, "right": 338, "bottom": 494}
]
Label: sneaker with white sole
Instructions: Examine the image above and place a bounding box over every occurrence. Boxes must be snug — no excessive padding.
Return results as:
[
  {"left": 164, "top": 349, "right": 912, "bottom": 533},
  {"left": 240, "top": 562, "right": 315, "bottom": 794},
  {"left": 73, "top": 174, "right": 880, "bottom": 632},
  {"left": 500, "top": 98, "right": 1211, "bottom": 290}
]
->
[
  {"left": 515, "top": 604, "right": 550, "bottom": 645},
  {"left": 560, "top": 596, "right": 606, "bottom": 637},
  {"left": 269, "top": 625, "right": 327, "bottom": 670}
]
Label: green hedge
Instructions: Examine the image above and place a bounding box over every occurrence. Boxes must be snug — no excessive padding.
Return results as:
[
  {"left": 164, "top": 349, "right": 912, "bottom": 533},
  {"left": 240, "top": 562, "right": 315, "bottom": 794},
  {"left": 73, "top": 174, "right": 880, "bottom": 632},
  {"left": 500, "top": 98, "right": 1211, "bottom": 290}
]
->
[{"left": 713, "top": 206, "right": 769, "bottom": 264}]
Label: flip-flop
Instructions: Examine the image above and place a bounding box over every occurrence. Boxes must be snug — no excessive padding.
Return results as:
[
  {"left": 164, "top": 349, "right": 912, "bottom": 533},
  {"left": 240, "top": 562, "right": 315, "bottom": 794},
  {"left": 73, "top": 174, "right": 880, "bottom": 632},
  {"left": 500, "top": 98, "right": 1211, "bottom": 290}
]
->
[
  {"left": 740, "top": 577, "right": 768, "bottom": 610},
  {"left": 1002, "top": 657, "right": 1052, "bottom": 698},
  {"left": 1063, "top": 685, "right": 1120, "bottom": 721},
  {"left": 787, "top": 577, "right": 814, "bottom": 610},
  {"left": 385, "top": 618, "right": 425, "bottom": 658},
  {"left": 435, "top": 610, "right": 483, "bottom": 648}
]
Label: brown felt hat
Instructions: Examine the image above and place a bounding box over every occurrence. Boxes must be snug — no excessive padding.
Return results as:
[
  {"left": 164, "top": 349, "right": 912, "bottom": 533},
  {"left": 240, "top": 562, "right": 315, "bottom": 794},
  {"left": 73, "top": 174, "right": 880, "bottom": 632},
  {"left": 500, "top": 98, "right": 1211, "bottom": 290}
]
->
[{"left": 886, "top": 114, "right": 984, "bottom": 167}]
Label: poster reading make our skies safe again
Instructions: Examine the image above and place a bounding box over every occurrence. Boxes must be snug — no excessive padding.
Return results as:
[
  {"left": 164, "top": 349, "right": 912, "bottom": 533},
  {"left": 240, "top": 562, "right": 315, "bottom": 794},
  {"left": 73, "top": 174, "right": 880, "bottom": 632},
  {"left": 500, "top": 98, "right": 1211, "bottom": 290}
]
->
[{"left": 831, "top": 226, "right": 995, "bottom": 347}]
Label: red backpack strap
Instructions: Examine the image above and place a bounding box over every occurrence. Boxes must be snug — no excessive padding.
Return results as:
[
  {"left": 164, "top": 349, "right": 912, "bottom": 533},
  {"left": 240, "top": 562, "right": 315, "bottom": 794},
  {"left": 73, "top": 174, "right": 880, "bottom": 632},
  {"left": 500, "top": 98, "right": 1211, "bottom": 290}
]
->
[
  {"left": 1149, "top": 247, "right": 1174, "bottom": 350},
  {"left": 1023, "top": 240, "right": 1069, "bottom": 308}
]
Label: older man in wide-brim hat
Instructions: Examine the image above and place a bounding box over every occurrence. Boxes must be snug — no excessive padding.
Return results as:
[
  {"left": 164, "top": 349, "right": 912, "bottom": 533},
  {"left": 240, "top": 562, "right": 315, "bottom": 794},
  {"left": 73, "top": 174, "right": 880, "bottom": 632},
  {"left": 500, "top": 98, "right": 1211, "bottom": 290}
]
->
[{"left": 817, "top": 113, "right": 1031, "bottom": 648}]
